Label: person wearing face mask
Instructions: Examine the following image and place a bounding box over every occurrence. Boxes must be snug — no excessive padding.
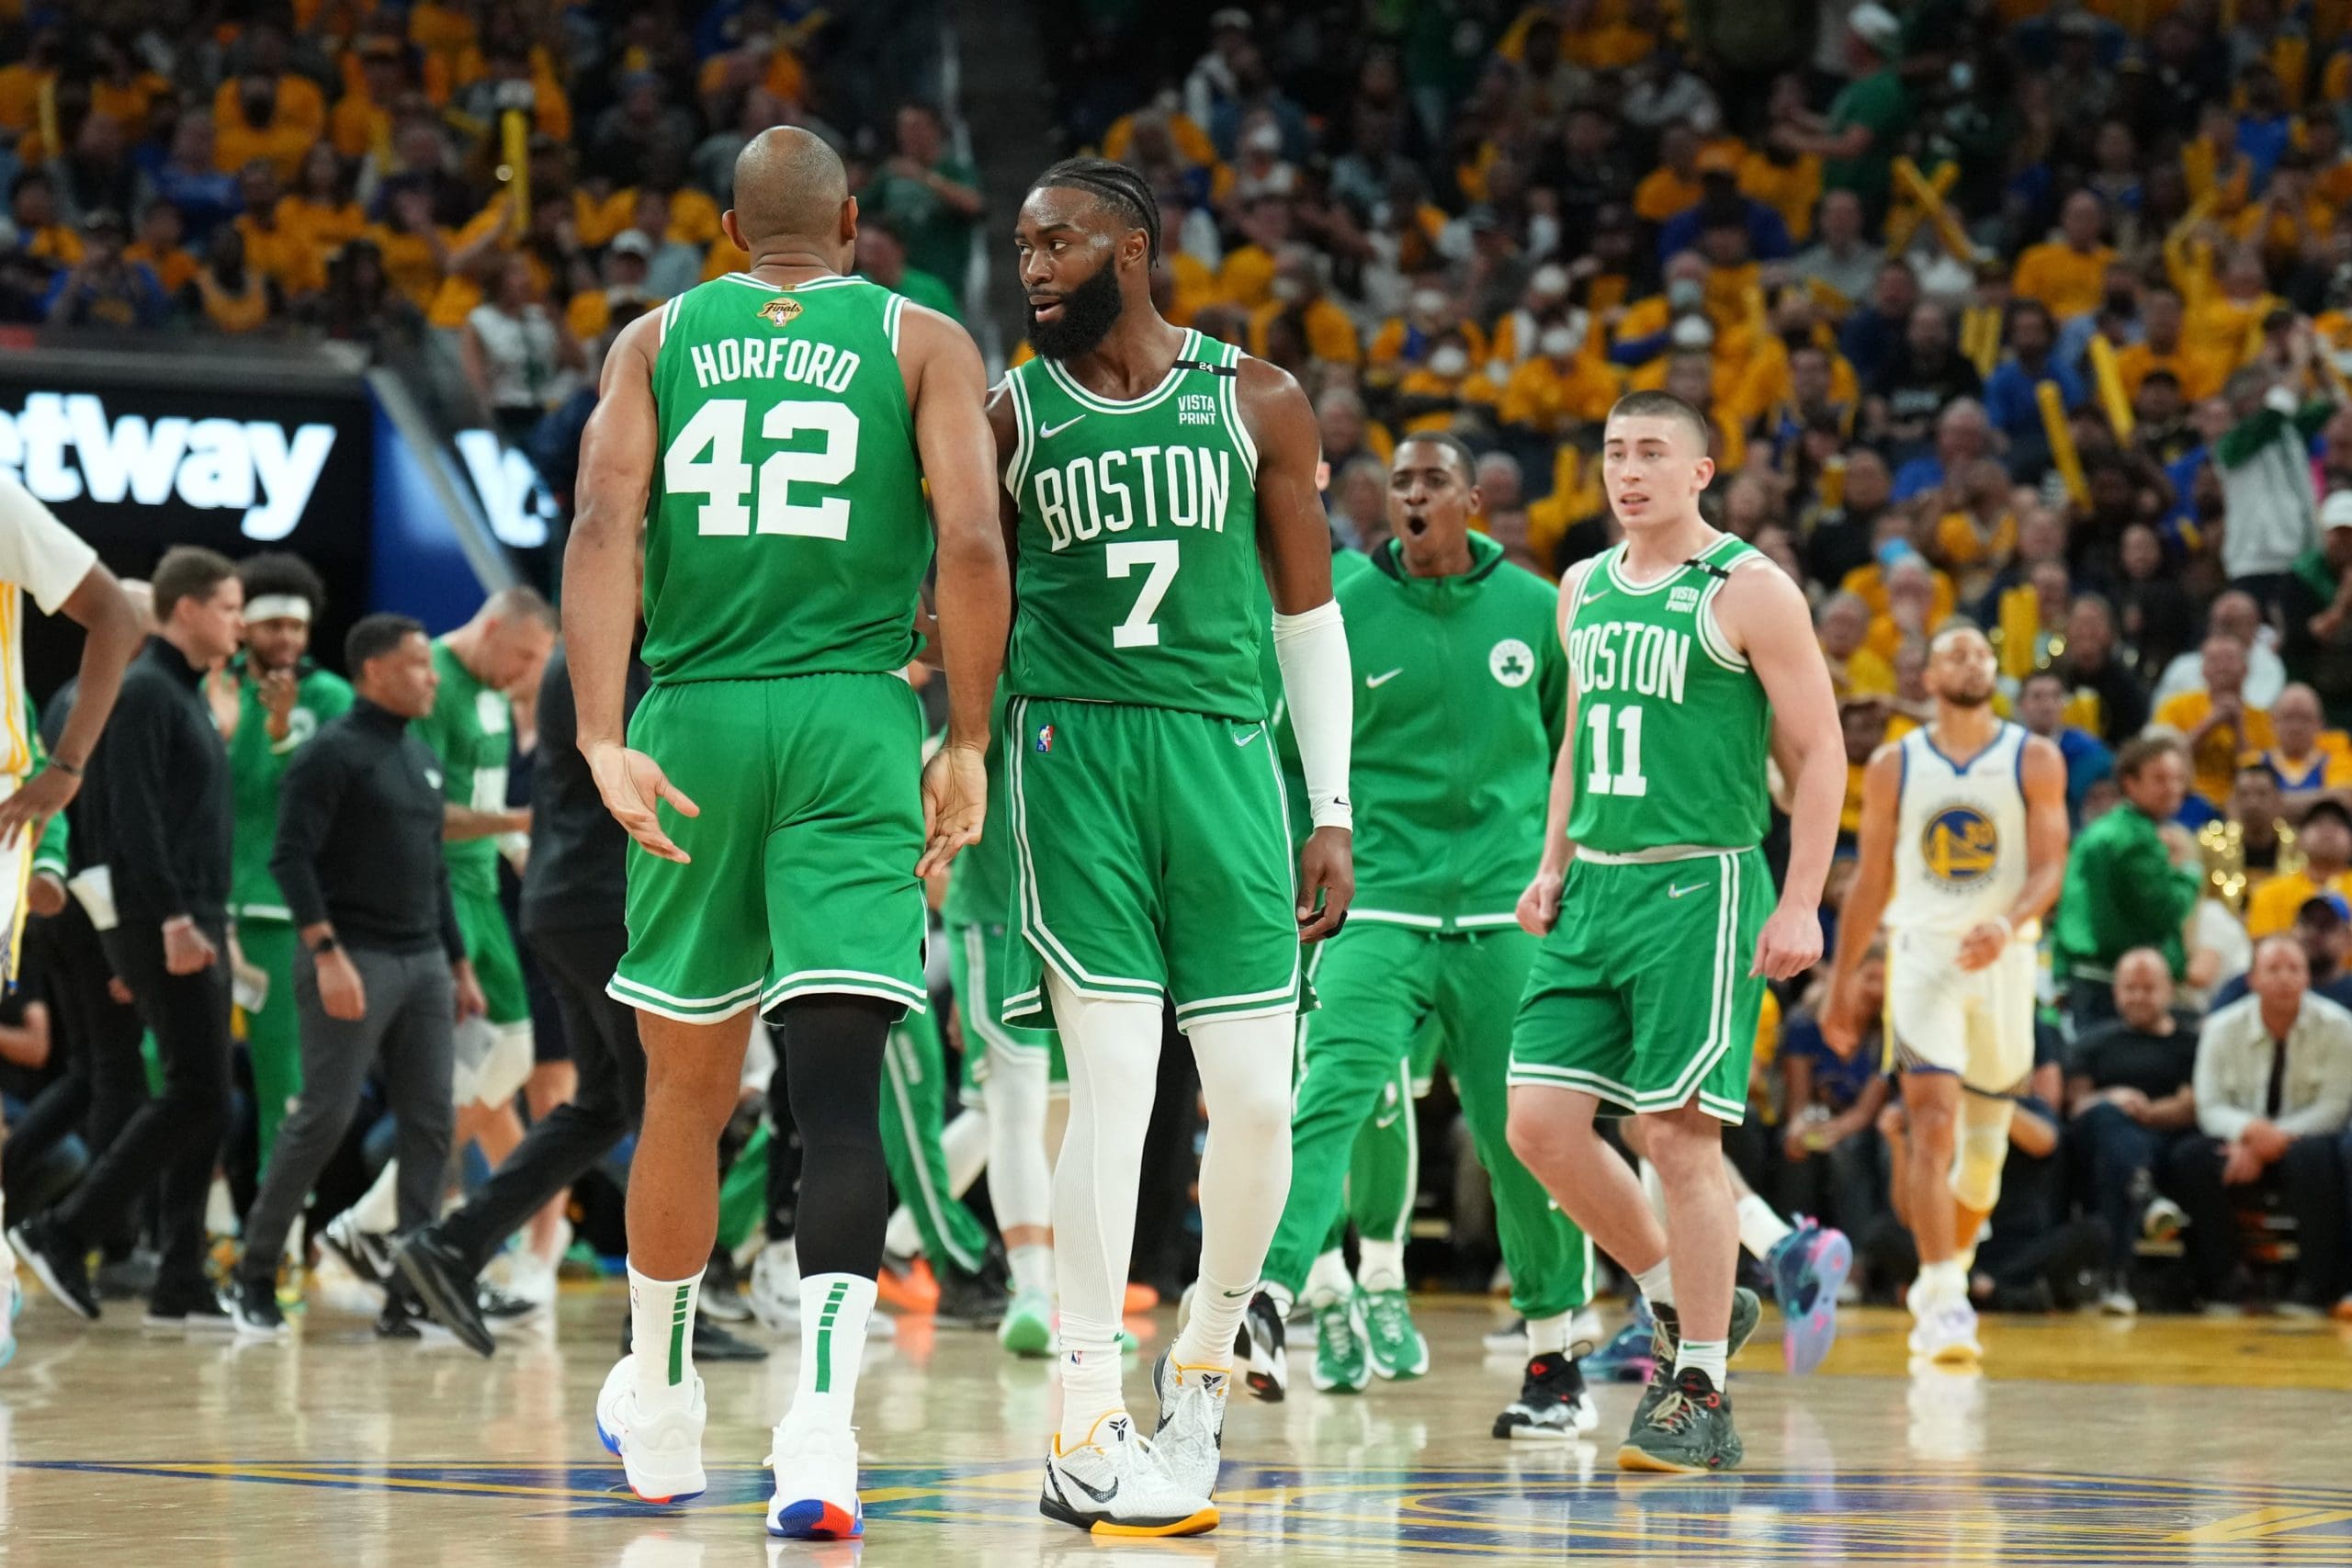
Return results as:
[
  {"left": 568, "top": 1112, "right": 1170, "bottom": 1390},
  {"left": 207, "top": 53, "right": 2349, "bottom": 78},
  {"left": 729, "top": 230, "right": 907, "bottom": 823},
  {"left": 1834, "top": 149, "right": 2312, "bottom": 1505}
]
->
[
  {"left": 1250, "top": 244, "right": 1361, "bottom": 372},
  {"left": 1608, "top": 252, "right": 1716, "bottom": 373},
  {"left": 1369, "top": 276, "right": 1488, "bottom": 391},
  {"left": 1394, "top": 329, "right": 1498, "bottom": 430},
  {"left": 1499, "top": 312, "right": 1619, "bottom": 439},
  {"left": 1492, "top": 262, "right": 1575, "bottom": 373}
]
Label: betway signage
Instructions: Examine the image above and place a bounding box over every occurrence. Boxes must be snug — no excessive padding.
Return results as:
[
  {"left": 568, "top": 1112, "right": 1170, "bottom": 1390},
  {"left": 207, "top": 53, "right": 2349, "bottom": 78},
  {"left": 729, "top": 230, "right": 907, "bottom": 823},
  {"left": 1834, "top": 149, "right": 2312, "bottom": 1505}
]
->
[
  {"left": 0, "top": 358, "right": 375, "bottom": 700},
  {"left": 0, "top": 391, "right": 337, "bottom": 541}
]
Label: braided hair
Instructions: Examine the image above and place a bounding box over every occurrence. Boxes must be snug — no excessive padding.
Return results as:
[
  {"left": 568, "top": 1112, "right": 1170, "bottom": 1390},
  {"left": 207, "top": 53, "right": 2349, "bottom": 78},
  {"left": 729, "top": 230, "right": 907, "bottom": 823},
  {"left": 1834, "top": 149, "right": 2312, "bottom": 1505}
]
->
[{"left": 1032, "top": 157, "right": 1161, "bottom": 264}]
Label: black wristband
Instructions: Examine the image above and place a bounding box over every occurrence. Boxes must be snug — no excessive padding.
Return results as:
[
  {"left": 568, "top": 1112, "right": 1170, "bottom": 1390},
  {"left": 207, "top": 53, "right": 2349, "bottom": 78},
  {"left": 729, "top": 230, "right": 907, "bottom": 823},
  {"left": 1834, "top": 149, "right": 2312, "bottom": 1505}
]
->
[
  {"left": 309, "top": 934, "right": 339, "bottom": 955},
  {"left": 47, "top": 758, "right": 81, "bottom": 778}
]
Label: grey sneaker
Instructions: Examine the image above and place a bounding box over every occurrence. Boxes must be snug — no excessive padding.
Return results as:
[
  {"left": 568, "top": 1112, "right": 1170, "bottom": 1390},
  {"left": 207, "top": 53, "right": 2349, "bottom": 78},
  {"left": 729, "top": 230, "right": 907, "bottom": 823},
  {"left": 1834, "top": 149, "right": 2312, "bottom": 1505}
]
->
[
  {"left": 1617, "top": 1367, "right": 1743, "bottom": 1472},
  {"left": 1633, "top": 1288, "right": 1760, "bottom": 1431}
]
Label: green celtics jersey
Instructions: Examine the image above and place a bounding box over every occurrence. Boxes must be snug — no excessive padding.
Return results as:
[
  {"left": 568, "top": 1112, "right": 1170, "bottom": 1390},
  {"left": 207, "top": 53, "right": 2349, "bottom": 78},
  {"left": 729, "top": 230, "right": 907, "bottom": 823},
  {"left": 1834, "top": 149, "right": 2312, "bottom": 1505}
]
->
[
  {"left": 228, "top": 658, "right": 354, "bottom": 920},
  {"left": 941, "top": 685, "right": 1016, "bottom": 931},
  {"left": 415, "top": 638, "right": 509, "bottom": 898},
  {"left": 1005, "top": 331, "right": 1265, "bottom": 720},
  {"left": 641, "top": 273, "right": 930, "bottom": 684},
  {"left": 1565, "top": 534, "right": 1771, "bottom": 854}
]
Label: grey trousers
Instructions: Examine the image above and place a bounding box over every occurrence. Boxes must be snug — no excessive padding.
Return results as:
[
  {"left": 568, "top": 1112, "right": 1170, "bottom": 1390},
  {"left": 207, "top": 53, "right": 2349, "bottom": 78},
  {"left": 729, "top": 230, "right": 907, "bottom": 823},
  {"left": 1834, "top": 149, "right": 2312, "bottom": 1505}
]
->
[{"left": 239, "top": 945, "right": 457, "bottom": 1277}]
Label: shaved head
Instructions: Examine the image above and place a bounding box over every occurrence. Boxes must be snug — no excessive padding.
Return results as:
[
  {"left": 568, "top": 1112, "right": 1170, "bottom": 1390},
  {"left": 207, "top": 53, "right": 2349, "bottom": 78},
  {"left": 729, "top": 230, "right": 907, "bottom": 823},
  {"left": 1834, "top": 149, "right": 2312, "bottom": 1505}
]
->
[{"left": 728, "top": 127, "right": 851, "bottom": 255}]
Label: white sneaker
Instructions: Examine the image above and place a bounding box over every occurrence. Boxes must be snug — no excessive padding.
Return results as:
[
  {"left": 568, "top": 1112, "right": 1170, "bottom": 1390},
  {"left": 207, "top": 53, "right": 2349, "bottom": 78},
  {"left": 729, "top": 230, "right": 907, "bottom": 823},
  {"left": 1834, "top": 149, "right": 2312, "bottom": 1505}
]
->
[
  {"left": 1906, "top": 1301, "right": 1983, "bottom": 1365},
  {"left": 764, "top": 1420, "right": 862, "bottom": 1539},
  {"left": 1039, "top": 1413, "right": 1216, "bottom": 1537},
  {"left": 2142, "top": 1196, "right": 2187, "bottom": 1244},
  {"left": 750, "top": 1240, "right": 800, "bottom": 1335},
  {"left": 594, "top": 1357, "right": 707, "bottom": 1504},
  {"left": 1148, "top": 1351, "right": 1228, "bottom": 1500},
  {"left": 2098, "top": 1287, "right": 2138, "bottom": 1317}
]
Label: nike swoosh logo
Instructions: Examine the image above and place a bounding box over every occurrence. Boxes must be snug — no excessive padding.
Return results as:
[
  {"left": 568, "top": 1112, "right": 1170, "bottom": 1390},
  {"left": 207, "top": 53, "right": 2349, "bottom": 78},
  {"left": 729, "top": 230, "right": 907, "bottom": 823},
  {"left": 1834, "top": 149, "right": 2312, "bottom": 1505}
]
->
[
  {"left": 1221, "top": 1287, "right": 1252, "bottom": 1297},
  {"left": 1668, "top": 882, "right": 1708, "bottom": 898},
  {"left": 1366, "top": 668, "right": 1405, "bottom": 688},
  {"left": 1058, "top": 1468, "right": 1119, "bottom": 1505},
  {"left": 1039, "top": 415, "right": 1086, "bottom": 439},
  {"left": 1233, "top": 727, "right": 1262, "bottom": 746}
]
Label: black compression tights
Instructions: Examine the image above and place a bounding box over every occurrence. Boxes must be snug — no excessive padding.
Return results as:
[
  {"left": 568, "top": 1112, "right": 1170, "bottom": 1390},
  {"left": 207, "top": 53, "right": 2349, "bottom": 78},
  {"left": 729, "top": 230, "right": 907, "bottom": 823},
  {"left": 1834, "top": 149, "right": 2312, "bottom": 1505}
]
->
[{"left": 767, "top": 994, "right": 897, "bottom": 1281}]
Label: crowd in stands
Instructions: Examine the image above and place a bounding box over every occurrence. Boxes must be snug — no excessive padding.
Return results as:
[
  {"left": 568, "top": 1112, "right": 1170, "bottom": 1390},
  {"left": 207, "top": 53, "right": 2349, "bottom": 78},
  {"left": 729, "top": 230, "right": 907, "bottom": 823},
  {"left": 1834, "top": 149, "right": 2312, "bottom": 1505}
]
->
[
  {"left": 0, "top": 0, "right": 968, "bottom": 442},
  {"left": 1040, "top": 0, "right": 2352, "bottom": 1319}
]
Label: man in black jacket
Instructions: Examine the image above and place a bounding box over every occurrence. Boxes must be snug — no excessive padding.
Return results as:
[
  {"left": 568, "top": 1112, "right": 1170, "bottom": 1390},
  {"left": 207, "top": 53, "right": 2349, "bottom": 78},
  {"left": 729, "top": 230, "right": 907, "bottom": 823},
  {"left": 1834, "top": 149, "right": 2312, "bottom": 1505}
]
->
[
  {"left": 14, "top": 547, "right": 242, "bottom": 1325},
  {"left": 226, "top": 615, "right": 485, "bottom": 1337},
  {"left": 392, "top": 642, "right": 756, "bottom": 1359}
]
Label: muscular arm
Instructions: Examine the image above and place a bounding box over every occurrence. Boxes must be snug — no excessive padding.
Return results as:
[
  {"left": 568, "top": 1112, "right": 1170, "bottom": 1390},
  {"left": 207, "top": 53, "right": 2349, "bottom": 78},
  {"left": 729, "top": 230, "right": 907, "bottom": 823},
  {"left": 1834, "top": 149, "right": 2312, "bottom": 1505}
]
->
[
  {"left": 902, "top": 303, "right": 1008, "bottom": 754},
  {"left": 2006, "top": 736, "right": 2070, "bottom": 932},
  {"left": 1720, "top": 560, "right": 1844, "bottom": 976},
  {"left": 565, "top": 310, "right": 660, "bottom": 754},
  {"left": 1537, "top": 561, "right": 1592, "bottom": 881},
  {"left": 561, "top": 310, "right": 696, "bottom": 862},
  {"left": 43, "top": 563, "right": 139, "bottom": 773},
  {"left": 1241, "top": 355, "right": 1352, "bottom": 938},
  {"left": 1824, "top": 744, "right": 1905, "bottom": 1051}
]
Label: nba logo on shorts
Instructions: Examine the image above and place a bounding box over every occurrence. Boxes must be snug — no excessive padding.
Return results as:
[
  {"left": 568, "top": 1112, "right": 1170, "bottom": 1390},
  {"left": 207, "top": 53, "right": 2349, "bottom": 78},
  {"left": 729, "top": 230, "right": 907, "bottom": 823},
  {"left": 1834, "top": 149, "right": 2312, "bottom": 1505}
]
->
[{"left": 1035, "top": 724, "right": 1056, "bottom": 753}]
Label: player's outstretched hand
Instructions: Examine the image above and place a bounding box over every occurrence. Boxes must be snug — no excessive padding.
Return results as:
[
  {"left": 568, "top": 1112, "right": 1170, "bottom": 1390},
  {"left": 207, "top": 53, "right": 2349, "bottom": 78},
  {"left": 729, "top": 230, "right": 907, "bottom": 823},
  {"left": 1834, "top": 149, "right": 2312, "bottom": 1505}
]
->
[
  {"left": 918, "top": 741, "right": 987, "bottom": 877},
  {"left": 1750, "top": 901, "right": 1822, "bottom": 982},
  {"left": 1517, "top": 869, "right": 1565, "bottom": 936},
  {"left": 1297, "top": 825, "right": 1354, "bottom": 942},
  {"left": 587, "top": 742, "right": 697, "bottom": 863}
]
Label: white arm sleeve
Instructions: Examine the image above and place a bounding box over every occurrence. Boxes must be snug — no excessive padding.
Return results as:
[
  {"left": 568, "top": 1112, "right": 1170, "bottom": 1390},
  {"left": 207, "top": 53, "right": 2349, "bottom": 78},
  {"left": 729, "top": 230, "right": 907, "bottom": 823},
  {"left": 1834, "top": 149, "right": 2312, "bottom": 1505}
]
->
[{"left": 1272, "top": 598, "right": 1352, "bottom": 832}]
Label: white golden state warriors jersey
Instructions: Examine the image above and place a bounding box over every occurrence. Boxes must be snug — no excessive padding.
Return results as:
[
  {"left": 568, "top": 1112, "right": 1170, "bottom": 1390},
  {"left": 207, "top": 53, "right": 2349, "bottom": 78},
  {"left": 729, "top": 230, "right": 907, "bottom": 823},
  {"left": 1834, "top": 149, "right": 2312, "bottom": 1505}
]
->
[{"left": 1886, "top": 721, "right": 2034, "bottom": 943}]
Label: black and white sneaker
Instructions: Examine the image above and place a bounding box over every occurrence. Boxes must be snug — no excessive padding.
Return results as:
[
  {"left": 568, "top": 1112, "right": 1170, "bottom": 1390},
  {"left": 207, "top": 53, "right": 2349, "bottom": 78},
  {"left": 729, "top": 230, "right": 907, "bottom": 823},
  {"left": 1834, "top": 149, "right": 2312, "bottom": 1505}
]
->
[
  {"left": 227, "top": 1275, "right": 289, "bottom": 1339},
  {"left": 934, "top": 1257, "right": 1010, "bottom": 1329},
  {"left": 322, "top": 1213, "right": 394, "bottom": 1289},
  {"left": 391, "top": 1229, "right": 494, "bottom": 1358},
  {"left": 1493, "top": 1352, "right": 1600, "bottom": 1439},
  {"left": 143, "top": 1279, "right": 235, "bottom": 1333},
  {"left": 1039, "top": 1413, "right": 1216, "bottom": 1536},
  {"left": 1241, "top": 1290, "right": 1287, "bottom": 1403},
  {"left": 9, "top": 1217, "right": 98, "bottom": 1320}
]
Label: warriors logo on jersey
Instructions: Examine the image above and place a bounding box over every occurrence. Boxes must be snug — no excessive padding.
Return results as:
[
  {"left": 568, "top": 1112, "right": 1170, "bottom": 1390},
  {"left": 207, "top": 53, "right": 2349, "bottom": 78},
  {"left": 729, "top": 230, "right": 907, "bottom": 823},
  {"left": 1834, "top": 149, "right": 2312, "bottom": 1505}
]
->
[{"left": 1920, "top": 806, "right": 1999, "bottom": 888}]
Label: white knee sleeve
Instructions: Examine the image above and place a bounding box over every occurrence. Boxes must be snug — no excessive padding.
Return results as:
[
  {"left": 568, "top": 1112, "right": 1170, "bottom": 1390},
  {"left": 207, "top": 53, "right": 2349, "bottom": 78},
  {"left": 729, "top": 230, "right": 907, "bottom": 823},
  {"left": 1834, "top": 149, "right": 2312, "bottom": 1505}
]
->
[
  {"left": 941, "top": 1107, "right": 989, "bottom": 1200},
  {"left": 1173, "top": 1008, "right": 1296, "bottom": 1370},
  {"left": 1952, "top": 1098, "right": 2013, "bottom": 1213},
  {"left": 1045, "top": 972, "right": 1162, "bottom": 1357},
  {"left": 984, "top": 1043, "right": 1054, "bottom": 1234}
]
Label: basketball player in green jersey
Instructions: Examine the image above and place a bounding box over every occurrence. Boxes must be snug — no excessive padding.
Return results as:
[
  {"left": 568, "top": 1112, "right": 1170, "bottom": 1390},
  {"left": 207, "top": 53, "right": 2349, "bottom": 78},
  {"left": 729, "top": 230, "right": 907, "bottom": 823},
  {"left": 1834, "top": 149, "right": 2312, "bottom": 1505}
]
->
[
  {"left": 565, "top": 127, "right": 1008, "bottom": 1540},
  {"left": 994, "top": 159, "right": 1354, "bottom": 1535},
  {"left": 219, "top": 554, "right": 351, "bottom": 1178},
  {"left": 1506, "top": 390, "right": 1844, "bottom": 1474},
  {"left": 1247, "top": 435, "right": 1599, "bottom": 1439}
]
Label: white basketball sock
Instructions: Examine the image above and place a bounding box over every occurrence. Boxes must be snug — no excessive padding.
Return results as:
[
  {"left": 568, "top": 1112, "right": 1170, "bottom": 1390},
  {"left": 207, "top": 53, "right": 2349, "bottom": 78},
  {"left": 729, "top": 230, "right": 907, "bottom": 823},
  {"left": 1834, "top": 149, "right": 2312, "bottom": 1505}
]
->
[
  {"left": 1527, "top": 1311, "right": 1575, "bottom": 1356},
  {"left": 1171, "top": 1010, "right": 1295, "bottom": 1373},
  {"left": 785, "top": 1272, "right": 877, "bottom": 1433},
  {"left": 1304, "top": 1247, "right": 1353, "bottom": 1310},
  {"left": 1736, "top": 1192, "right": 1794, "bottom": 1261},
  {"left": 628, "top": 1260, "right": 701, "bottom": 1414},
  {"left": 1355, "top": 1238, "right": 1407, "bottom": 1293},
  {"left": 1009, "top": 1243, "right": 1055, "bottom": 1301},
  {"left": 1634, "top": 1257, "right": 1676, "bottom": 1312}
]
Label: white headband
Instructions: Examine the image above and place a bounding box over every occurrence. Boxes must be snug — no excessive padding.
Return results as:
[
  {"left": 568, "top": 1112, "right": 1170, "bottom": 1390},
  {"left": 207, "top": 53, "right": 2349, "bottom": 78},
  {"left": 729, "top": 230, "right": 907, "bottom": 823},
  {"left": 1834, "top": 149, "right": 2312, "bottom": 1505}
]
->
[{"left": 245, "top": 594, "right": 312, "bottom": 625}]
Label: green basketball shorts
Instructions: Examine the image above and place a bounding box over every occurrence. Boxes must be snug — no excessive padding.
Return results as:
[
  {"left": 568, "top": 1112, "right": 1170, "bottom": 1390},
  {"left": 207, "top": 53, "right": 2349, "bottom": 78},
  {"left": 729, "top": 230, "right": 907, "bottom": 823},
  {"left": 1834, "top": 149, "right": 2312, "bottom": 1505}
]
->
[
  {"left": 946, "top": 919, "right": 1067, "bottom": 1100},
  {"left": 1003, "top": 696, "right": 1300, "bottom": 1030},
  {"left": 454, "top": 883, "right": 529, "bottom": 1027},
  {"left": 610, "top": 672, "right": 928, "bottom": 1023},
  {"left": 1510, "top": 846, "right": 1772, "bottom": 1124}
]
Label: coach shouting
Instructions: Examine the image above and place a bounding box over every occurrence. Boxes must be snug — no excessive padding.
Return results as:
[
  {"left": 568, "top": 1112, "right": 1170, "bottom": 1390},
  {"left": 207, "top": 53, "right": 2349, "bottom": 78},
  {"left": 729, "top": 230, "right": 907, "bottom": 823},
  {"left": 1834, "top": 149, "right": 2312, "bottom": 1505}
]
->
[{"left": 228, "top": 615, "right": 486, "bottom": 1337}]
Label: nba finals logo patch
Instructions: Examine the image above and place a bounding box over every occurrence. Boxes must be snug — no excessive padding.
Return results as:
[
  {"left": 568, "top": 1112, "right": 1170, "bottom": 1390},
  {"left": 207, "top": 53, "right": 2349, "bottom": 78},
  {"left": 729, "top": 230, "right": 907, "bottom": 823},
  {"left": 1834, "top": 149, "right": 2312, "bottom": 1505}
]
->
[
  {"left": 756, "top": 297, "right": 803, "bottom": 327},
  {"left": 1668, "top": 584, "right": 1702, "bottom": 613},
  {"left": 1035, "top": 724, "right": 1056, "bottom": 753}
]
